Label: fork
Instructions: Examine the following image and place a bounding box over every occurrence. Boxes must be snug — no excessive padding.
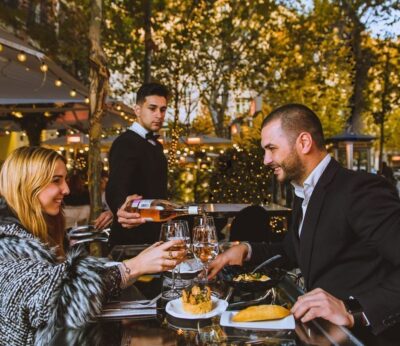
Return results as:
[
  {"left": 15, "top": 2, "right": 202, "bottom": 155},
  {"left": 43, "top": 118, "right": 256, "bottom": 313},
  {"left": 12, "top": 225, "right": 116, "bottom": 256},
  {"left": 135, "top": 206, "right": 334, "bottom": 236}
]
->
[{"left": 105, "top": 293, "right": 162, "bottom": 309}]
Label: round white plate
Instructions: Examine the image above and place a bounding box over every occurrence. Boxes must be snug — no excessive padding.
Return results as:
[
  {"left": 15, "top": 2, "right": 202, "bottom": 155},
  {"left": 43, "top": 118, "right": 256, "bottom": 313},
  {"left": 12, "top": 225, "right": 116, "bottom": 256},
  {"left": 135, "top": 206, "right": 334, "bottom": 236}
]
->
[{"left": 165, "top": 296, "right": 228, "bottom": 319}]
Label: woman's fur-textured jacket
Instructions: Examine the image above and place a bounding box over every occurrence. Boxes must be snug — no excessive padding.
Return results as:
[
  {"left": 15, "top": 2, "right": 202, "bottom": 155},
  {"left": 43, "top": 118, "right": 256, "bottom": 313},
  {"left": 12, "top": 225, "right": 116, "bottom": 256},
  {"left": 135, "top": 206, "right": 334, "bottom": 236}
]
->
[{"left": 0, "top": 201, "right": 115, "bottom": 345}]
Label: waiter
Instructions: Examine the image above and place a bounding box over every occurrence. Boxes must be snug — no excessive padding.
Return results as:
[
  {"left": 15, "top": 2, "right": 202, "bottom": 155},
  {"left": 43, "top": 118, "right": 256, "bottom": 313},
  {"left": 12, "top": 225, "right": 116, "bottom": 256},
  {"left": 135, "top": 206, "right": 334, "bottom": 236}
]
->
[{"left": 106, "top": 83, "right": 169, "bottom": 245}]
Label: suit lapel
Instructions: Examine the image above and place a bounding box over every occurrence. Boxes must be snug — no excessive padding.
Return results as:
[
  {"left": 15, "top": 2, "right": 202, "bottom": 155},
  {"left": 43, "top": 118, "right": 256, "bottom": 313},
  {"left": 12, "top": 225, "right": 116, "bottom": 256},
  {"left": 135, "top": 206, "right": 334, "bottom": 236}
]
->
[{"left": 298, "top": 159, "right": 340, "bottom": 289}]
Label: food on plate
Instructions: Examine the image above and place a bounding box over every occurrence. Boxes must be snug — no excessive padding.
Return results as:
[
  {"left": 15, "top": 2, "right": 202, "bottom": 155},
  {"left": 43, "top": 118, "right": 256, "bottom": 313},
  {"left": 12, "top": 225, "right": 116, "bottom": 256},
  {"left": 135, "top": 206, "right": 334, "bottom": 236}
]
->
[
  {"left": 233, "top": 272, "right": 270, "bottom": 282},
  {"left": 232, "top": 304, "right": 290, "bottom": 322},
  {"left": 181, "top": 285, "right": 212, "bottom": 314}
]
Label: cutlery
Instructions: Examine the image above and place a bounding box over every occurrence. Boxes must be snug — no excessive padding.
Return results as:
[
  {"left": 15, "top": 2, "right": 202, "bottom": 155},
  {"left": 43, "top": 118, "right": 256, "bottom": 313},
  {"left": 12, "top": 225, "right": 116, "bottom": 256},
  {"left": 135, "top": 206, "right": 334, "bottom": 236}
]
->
[
  {"left": 251, "top": 254, "right": 282, "bottom": 274},
  {"left": 107, "top": 293, "right": 162, "bottom": 308}
]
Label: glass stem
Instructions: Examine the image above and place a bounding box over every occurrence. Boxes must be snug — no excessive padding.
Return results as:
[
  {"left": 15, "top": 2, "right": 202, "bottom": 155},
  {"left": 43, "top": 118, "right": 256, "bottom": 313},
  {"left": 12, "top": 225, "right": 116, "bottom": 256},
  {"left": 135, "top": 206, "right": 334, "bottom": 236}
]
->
[
  {"left": 203, "top": 263, "right": 209, "bottom": 284},
  {"left": 171, "top": 267, "right": 176, "bottom": 292},
  {"left": 176, "top": 263, "right": 182, "bottom": 285}
]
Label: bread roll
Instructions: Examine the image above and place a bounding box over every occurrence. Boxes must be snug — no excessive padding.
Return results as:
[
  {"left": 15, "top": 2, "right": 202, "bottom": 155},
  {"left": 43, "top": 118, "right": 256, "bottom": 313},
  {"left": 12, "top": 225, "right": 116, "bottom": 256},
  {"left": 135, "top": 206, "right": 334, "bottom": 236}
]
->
[{"left": 232, "top": 304, "right": 290, "bottom": 322}]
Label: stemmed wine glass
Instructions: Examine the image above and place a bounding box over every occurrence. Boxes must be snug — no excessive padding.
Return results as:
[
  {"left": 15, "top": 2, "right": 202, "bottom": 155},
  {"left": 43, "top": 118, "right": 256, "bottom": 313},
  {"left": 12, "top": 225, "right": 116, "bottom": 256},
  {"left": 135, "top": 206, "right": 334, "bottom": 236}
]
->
[
  {"left": 192, "top": 216, "right": 219, "bottom": 284},
  {"left": 160, "top": 220, "right": 190, "bottom": 299}
]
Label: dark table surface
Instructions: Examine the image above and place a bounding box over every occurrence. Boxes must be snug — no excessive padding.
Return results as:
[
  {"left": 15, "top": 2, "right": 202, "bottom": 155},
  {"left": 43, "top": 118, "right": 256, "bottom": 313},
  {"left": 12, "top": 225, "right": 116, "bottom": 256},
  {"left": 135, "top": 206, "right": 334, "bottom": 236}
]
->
[{"left": 50, "top": 269, "right": 374, "bottom": 346}]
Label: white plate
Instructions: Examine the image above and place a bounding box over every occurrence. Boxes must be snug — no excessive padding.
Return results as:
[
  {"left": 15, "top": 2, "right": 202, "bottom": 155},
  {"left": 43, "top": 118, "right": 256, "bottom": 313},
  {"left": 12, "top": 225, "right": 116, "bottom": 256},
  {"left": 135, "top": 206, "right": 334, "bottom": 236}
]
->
[
  {"left": 166, "top": 296, "right": 228, "bottom": 319},
  {"left": 220, "top": 311, "right": 295, "bottom": 330}
]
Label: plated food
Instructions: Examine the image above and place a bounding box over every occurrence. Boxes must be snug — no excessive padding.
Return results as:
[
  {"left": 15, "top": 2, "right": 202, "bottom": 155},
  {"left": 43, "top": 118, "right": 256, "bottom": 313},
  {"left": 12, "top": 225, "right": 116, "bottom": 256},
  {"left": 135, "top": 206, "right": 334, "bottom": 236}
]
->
[
  {"left": 232, "top": 304, "right": 291, "bottom": 322},
  {"left": 233, "top": 273, "right": 270, "bottom": 282},
  {"left": 181, "top": 285, "right": 212, "bottom": 314},
  {"left": 220, "top": 265, "right": 282, "bottom": 292}
]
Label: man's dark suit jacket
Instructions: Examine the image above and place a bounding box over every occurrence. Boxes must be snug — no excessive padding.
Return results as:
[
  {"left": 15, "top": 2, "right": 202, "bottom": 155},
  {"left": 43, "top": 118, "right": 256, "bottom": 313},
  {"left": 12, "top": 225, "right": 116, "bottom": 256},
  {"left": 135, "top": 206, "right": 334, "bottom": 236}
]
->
[
  {"left": 106, "top": 130, "right": 167, "bottom": 245},
  {"left": 250, "top": 158, "right": 400, "bottom": 335}
]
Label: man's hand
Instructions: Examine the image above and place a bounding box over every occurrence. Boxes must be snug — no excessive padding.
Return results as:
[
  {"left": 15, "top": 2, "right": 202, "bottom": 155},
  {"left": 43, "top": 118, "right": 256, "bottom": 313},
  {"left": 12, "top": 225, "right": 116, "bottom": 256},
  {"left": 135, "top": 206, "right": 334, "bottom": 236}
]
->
[
  {"left": 291, "top": 288, "right": 354, "bottom": 327},
  {"left": 94, "top": 210, "right": 113, "bottom": 230},
  {"left": 117, "top": 194, "right": 146, "bottom": 229},
  {"left": 208, "top": 243, "right": 248, "bottom": 279}
]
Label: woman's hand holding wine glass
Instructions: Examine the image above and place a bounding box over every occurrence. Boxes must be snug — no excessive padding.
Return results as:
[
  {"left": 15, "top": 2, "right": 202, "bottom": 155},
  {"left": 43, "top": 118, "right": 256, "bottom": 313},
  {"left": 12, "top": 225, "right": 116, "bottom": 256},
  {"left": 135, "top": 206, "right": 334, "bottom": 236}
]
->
[
  {"left": 160, "top": 221, "right": 190, "bottom": 299},
  {"left": 123, "top": 239, "right": 185, "bottom": 278}
]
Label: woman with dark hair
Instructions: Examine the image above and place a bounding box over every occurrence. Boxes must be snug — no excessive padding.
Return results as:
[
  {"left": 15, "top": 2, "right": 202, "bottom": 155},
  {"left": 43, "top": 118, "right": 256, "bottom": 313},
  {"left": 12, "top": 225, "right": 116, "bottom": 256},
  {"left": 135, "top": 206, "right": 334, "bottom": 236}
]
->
[{"left": 0, "top": 146, "right": 184, "bottom": 345}]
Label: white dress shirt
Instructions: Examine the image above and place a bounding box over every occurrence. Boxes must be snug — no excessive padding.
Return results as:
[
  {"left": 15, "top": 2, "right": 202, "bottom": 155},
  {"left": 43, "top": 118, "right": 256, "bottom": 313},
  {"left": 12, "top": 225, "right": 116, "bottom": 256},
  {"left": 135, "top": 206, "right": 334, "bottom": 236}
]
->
[
  {"left": 291, "top": 154, "right": 331, "bottom": 235},
  {"left": 128, "top": 122, "right": 157, "bottom": 146}
]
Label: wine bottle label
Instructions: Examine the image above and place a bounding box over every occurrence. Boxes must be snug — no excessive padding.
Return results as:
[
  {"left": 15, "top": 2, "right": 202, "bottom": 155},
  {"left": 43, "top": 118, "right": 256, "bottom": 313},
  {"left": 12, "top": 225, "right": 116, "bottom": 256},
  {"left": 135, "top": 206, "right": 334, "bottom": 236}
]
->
[
  {"left": 188, "top": 206, "right": 199, "bottom": 215},
  {"left": 131, "top": 199, "right": 154, "bottom": 209}
]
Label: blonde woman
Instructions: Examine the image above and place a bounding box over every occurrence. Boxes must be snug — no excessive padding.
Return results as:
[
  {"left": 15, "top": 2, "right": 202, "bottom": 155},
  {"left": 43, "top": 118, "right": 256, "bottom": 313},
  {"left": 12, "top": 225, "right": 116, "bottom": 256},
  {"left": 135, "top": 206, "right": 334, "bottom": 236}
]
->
[{"left": 0, "top": 146, "right": 184, "bottom": 345}]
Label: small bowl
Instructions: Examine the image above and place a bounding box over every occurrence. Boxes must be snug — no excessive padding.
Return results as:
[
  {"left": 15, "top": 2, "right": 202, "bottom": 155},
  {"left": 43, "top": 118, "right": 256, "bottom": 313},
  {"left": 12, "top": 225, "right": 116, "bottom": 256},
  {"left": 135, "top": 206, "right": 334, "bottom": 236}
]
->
[{"left": 219, "top": 265, "right": 282, "bottom": 292}]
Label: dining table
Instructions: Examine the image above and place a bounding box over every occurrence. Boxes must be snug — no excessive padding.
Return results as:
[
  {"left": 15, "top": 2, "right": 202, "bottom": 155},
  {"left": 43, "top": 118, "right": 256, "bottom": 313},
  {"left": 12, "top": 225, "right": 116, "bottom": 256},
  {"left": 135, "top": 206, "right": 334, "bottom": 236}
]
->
[{"left": 49, "top": 245, "right": 367, "bottom": 346}]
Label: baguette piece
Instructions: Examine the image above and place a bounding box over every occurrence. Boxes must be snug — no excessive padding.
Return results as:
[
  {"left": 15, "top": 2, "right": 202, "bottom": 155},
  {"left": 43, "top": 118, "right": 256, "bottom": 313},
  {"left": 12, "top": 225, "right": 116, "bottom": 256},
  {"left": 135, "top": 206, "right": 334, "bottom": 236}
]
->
[{"left": 232, "top": 304, "right": 290, "bottom": 322}]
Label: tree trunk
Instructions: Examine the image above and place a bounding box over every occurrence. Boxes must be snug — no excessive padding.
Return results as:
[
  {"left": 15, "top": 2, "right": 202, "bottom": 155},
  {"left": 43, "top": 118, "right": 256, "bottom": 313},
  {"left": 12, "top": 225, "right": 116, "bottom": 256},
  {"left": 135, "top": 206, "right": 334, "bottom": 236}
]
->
[
  {"left": 378, "top": 52, "right": 390, "bottom": 170},
  {"left": 19, "top": 114, "right": 47, "bottom": 146},
  {"left": 88, "top": 0, "right": 109, "bottom": 255},
  {"left": 343, "top": 5, "right": 371, "bottom": 134},
  {"left": 143, "top": 0, "right": 153, "bottom": 83},
  {"left": 168, "top": 79, "right": 180, "bottom": 168},
  {"left": 207, "top": 85, "right": 229, "bottom": 137}
]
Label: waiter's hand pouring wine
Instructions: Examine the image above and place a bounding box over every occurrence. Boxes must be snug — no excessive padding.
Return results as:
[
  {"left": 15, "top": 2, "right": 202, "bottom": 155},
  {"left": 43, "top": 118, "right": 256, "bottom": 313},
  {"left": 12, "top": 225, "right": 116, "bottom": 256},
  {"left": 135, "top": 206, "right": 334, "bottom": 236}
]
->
[{"left": 117, "top": 194, "right": 147, "bottom": 229}]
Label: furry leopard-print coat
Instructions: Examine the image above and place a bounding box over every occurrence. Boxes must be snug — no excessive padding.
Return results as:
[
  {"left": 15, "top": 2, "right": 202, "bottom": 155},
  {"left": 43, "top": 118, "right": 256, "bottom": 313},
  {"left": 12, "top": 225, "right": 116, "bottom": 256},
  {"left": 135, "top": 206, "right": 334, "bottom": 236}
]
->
[{"left": 0, "top": 200, "right": 120, "bottom": 346}]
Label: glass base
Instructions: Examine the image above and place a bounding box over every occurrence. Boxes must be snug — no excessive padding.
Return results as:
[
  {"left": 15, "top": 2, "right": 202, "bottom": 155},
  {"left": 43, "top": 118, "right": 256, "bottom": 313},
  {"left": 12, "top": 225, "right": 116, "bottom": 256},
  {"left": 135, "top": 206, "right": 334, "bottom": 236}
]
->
[{"left": 162, "top": 289, "right": 181, "bottom": 300}]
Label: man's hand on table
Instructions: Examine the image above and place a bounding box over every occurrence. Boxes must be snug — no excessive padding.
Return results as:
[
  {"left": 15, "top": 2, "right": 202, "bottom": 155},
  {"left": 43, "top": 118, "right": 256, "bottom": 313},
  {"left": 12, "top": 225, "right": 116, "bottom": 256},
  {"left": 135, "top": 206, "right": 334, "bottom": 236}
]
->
[
  {"left": 207, "top": 243, "right": 249, "bottom": 279},
  {"left": 94, "top": 210, "right": 113, "bottom": 230},
  {"left": 117, "top": 194, "right": 146, "bottom": 229},
  {"left": 291, "top": 288, "right": 354, "bottom": 327}
]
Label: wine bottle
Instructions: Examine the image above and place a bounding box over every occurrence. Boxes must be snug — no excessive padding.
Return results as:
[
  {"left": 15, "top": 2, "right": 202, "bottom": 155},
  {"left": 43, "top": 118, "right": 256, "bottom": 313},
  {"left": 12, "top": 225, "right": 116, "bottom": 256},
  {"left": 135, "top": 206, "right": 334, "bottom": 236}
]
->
[{"left": 125, "top": 199, "right": 204, "bottom": 222}]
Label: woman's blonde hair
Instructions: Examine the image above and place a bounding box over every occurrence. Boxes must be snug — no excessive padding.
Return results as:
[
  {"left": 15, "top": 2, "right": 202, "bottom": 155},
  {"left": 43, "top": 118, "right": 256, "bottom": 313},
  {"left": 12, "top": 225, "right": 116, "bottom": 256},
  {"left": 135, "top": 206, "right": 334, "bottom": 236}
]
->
[{"left": 0, "top": 146, "right": 66, "bottom": 252}]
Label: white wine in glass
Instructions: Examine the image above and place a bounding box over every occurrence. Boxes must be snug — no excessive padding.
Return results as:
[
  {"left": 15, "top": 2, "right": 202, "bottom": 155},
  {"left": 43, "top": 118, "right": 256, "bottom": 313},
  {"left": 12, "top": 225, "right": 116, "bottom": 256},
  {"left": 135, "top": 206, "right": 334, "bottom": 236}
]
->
[
  {"left": 160, "top": 221, "right": 190, "bottom": 299},
  {"left": 192, "top": 221, "right": 219, "bottom": 284}
]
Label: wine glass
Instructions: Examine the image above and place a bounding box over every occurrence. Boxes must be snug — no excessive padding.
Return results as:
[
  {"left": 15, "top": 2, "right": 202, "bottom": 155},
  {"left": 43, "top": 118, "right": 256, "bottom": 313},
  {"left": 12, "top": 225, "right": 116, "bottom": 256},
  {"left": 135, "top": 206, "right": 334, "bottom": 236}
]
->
[
  {"left": 169, "top": 220, "right": 191, "bottom": 288},
  {"left": 193, "top": 215, "right": 215, "bottom": 228},
  {"left": 192, "top": 218, "right": 219, "bottom": 284},
  {"left": 160, "top": 221, "right": 190, "bottom": 299}
]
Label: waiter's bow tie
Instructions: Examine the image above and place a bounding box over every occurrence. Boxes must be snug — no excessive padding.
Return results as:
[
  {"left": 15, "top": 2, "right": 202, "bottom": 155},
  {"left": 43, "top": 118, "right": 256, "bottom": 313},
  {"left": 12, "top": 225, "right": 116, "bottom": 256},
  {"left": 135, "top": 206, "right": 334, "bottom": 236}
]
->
[{"left": 145, "top": 132, "right": 160, "bottom": 141}]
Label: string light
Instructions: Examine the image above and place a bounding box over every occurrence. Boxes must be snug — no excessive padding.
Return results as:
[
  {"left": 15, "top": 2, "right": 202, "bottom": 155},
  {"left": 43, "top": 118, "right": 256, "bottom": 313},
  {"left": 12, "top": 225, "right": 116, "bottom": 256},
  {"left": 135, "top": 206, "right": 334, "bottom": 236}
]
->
[
  {"left": 44, "top": 111, "right": 51, "bottom": 117},
  {"left": 17, "top": 51, "right": 27, "bottom": 62},
  {"left": 40, "top": 62, "right": 48, "bottom": 72},
  {"left": 11, "top": 111, "right": 23, "bottom": 118},
  {"left": 69, "top": 89, "right": 77, "bottom": 97},
  {"left": 55, "top": 78, "right": 62, "bottom": 87},
  {"left": 84, "top": 97, "right": 89, "bottom": 104}
]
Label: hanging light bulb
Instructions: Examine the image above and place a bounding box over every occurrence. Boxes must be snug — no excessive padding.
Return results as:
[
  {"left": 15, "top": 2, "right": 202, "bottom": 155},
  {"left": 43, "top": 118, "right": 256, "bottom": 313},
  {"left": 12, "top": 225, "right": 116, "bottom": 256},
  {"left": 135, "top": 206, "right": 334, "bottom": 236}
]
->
[
  {"left": 44, "top": 111, "right": 51, "bottom": 117},
  {"left": 313, "top": 52, "right": 320, "bottom": 63},
  {"left": 17, "top": 51, "right": 27, "bottom": 62},
  {"left": 69, "top": 89, "right": 77, "bottom": 97},
  {"left": 84, "top": 97, "right": 89, "bottom": 104},
  {"left": 40, "top": 62, "right": 48, "bottom": 72},
  {"left": 55, "top": 78, "right": 62, "bottom": 87}
]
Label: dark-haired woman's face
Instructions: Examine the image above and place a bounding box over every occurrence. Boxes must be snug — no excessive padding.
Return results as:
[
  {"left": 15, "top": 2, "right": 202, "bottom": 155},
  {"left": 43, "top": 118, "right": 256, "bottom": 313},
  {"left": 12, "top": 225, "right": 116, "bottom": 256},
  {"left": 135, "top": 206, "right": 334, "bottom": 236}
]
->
[{"left": 38, "top": 160, "right": 69, "bottom": 215}]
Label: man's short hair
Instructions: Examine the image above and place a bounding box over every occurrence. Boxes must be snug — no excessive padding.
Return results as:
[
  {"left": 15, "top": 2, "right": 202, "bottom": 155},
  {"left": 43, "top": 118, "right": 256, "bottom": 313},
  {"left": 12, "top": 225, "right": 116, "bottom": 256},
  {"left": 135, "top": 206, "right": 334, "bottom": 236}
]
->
[
  {"left": 261, "top": 104, "right": 326, "bottom": 150},
  {"left": 136, "top": 82, "right": 170, "bottom": 105}
]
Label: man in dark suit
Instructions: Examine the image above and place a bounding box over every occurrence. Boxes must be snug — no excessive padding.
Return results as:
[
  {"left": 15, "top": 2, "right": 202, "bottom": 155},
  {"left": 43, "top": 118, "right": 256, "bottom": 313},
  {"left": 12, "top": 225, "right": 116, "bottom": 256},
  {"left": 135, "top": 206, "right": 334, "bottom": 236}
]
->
[
  {"left": 209, "top": 104, "right": 400, "bottom": 339},
  {"left": 106, "top": 83, "right": 169, "bottom": 245}
]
